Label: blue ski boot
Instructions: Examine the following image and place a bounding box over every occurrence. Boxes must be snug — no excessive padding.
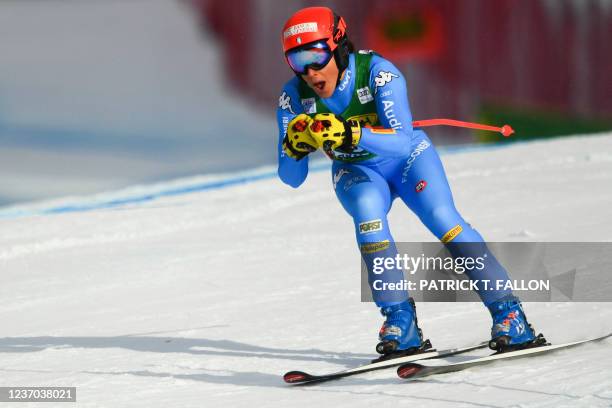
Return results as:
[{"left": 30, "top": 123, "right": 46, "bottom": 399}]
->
[
  {"left": 488, "top": 295, "right": 546, "bottom": 352},
  {"left": 375, "top": 298, "right": 431, "bottom": 360}
]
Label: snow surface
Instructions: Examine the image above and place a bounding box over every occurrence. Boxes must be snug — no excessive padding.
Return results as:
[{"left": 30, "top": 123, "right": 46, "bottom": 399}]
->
[
  {"left": 1, "top": 134, "right": 612, "bottom": 407},
  {"left": 0, "top": 0, "right": 276, "bottom": 204}
]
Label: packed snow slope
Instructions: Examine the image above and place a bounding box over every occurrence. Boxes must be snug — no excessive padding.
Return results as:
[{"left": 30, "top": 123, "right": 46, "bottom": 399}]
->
[
  {"left": 0, "top": 0, "right": 276, "bottom": 204},
  {"left": 1, "top": 134, "right": 612, "bottom": 407}
]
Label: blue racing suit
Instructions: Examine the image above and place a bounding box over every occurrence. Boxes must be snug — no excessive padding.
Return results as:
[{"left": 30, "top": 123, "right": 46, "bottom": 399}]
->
[{"left": 276, "top": 52, "right": 513, "bottom": 308}]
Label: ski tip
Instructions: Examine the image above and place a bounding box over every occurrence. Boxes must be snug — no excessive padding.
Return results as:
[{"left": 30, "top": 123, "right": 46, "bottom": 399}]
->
[
  {"left": 283, "top": 371, "right": 314, "bottom": 384},
  {"left": 397, "top": 363, "right": 424, "bottom": 379}
]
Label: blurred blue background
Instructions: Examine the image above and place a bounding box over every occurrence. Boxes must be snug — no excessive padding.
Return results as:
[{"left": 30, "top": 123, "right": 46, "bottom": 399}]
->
[{"left": 1, "top": 0, "right": 610, "bottom": 206}]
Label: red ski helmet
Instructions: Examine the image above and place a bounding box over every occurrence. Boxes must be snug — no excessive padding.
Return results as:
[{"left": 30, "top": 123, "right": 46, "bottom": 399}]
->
[{"left": 282, "top": 7, "right": 350, "bottom": 75}]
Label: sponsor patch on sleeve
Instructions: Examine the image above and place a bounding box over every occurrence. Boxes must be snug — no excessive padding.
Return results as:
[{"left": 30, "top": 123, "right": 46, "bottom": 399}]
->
[
  {"left": 370, "top": 128, "right": 396, "bottom": 134},
  {"left": 373, "top": 70, "right": 399, "bottom": 94},
  {"left": 278, "top": 91, "right": 295, "bottom": 114}
]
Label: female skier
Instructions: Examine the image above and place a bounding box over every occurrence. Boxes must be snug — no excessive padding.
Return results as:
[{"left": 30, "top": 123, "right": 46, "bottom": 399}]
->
[{"left": 276, "top": 6, "right": 542, "bottom": 357}]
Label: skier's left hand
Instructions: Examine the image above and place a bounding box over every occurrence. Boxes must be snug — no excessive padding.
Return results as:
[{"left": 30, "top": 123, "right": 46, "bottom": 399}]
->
[{"left": 309, "top": 113, "right": 361, "bottom": 152}]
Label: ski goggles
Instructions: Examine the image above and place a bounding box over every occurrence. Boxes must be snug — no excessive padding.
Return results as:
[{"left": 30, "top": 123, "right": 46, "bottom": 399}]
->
[{"left": 285, "top": 41, "right": 333, "bottom": 75}]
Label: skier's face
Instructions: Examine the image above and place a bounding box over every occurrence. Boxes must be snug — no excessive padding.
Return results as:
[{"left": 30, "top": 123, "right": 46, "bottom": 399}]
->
[{"left": 301, "top": 57, "right": 339, "bottom": 99}]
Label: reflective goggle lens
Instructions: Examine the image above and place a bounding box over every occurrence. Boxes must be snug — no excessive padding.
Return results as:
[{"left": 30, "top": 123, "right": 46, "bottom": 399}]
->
[{"left": 286, "top": 41, "right": 333, "bottom": 74}]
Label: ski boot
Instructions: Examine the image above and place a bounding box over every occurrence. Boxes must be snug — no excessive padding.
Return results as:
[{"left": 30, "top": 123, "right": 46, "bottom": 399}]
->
[
  {"left": 374, "top": 298, "right": 432, "bottom": 362},
  {"left": 488, "top": 295, "right": 547, "bottom": 352}
]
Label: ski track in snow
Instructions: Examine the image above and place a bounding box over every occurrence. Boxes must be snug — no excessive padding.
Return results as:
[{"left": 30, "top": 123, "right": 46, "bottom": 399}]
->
[{"left": 1, "top": 134, "right": 612, "bottom": 407}]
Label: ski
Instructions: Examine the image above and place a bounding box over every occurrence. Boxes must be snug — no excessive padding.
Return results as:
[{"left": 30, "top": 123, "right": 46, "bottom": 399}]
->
[
  {"left": 397, "top": 332, "right": 612, "bottom": 380},
  {"left": 283, "top": 341, "right": 488, "bottom": 385}
]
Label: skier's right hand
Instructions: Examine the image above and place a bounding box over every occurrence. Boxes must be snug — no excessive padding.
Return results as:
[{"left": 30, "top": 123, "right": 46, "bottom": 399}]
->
[{"left": 282, "top": 114, "right": 319, "bottom": 161}]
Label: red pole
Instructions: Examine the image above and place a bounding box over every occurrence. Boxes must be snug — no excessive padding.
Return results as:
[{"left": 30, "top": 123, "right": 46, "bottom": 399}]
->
[{"left": 412, "top": 118, "right": 515, "bottom": 137}]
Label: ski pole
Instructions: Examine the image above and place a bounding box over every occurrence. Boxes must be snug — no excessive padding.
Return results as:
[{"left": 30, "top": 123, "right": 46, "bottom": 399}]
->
[{"left": 412, "top": 118, "right": 515, "bottom": 137}]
